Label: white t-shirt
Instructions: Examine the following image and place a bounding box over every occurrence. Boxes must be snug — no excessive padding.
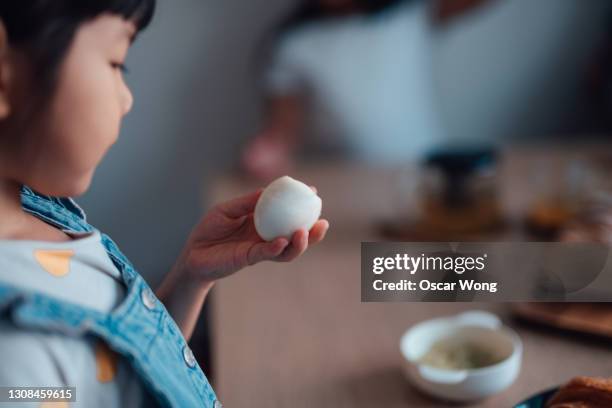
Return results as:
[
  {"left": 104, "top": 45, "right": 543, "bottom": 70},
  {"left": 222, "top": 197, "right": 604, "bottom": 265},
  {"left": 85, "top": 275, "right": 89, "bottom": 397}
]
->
[
  {"left": 265, "top": 0, "right": 446, "bottom": 164},
  {"left": 0, "top": 229, "right": 148, "bottom": 407}
]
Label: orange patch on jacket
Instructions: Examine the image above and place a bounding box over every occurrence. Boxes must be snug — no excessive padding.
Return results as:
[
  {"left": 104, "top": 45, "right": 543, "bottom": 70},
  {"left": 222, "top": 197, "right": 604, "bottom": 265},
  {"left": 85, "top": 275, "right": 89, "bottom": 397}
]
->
[
  {"left": 95, "top": 340, "right": 118, "bottom": 383},
  {"left": 34, "top": 250, "right": 74, "bottom": 277},
  {"left": 39, "top": 401, "right": 70, "bottom": 407}
]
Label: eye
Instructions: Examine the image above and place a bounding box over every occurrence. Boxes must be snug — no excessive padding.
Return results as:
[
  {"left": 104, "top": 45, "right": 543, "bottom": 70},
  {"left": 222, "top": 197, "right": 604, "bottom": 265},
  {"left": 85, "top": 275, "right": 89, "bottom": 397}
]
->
[{"left": 111, "top": 62, "right": 129, "bottom": 74}]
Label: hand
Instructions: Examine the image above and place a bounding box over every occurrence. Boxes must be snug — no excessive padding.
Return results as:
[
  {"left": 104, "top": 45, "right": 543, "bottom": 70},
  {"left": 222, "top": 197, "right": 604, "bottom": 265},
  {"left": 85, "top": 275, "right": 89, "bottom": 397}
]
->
[
  {"left": 242, "top": 131, "right": 294, "bottom": 181},
  {"left": 176, "top": 188, "right": 329, "bottom": 285}
]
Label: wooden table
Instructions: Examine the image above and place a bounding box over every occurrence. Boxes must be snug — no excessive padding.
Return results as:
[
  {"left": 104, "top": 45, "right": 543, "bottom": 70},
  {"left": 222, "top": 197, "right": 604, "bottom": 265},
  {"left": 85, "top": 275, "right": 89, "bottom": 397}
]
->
[{"left": 208, "top": 153, "right": 612, "bottom": 407}]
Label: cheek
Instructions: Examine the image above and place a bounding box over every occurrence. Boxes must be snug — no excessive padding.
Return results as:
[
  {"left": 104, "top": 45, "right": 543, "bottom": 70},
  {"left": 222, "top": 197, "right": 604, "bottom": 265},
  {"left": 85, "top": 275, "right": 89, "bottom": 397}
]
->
[
  {"left": 47, "top": 57, "right": 124, "bottom": 169},
  {"left": 16, "top": 56, "right": 126, "bottom": 196}
]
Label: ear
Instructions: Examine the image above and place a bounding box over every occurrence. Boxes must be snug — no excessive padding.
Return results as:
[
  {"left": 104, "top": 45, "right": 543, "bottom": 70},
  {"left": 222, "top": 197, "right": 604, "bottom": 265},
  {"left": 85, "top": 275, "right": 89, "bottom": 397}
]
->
[{"left": 0, "top": 20, "right": 11, "bottom": 119}]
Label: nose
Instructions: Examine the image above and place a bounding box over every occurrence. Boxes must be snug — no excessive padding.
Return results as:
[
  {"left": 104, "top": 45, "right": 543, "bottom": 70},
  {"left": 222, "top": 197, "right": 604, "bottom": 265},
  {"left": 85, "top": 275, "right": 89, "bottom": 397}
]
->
[{"left": 119, "top": 78, "right": 133, "bottom": 115}]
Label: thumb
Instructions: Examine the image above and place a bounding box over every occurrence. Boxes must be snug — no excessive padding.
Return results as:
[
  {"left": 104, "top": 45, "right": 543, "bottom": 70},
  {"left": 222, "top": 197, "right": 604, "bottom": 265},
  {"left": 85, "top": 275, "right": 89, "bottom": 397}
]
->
[
  {"left": 247, "top": 237, "right": 289, "bottom": 265},
  {"left": 216, "top": 189, "right": 263, "bottom": 219}
]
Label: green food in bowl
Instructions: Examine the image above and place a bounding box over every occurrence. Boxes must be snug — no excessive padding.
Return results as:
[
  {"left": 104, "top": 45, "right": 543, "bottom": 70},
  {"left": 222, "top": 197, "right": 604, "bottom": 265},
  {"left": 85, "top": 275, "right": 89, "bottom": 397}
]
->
[{"left": 419, "top": 337, "right": 506, "bottom": 370}]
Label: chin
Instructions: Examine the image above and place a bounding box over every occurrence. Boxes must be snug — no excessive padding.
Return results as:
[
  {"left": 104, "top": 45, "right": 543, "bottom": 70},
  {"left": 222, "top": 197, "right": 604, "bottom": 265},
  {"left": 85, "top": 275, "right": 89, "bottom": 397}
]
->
[
  {"left": 27, "top": 174, "right": 93, "bottom": 198},
  {"left": 68, "top": 182, "right": 92, "bottom": 197},
  {"left": 68, "top": 175, "right": 94, "bottom": 197}
]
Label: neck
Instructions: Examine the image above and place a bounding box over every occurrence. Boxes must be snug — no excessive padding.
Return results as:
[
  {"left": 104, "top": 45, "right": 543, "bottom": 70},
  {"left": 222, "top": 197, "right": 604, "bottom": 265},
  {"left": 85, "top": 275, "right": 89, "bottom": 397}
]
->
[{"left": 0, "top": 178, "right": 28, "bottom": 238}]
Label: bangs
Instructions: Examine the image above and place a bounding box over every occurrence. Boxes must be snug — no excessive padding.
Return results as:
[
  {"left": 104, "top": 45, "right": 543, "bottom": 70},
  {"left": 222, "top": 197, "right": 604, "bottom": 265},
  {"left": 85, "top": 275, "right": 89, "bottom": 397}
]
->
[
  {"left": 0, "top": 0, "right": 156, "bottom": 99},
  {"left": 104, "top": 0, "right": 156, "bottom": 31},
  {"left": 70, "top": 0, "right": 156, "bottom": 33}
]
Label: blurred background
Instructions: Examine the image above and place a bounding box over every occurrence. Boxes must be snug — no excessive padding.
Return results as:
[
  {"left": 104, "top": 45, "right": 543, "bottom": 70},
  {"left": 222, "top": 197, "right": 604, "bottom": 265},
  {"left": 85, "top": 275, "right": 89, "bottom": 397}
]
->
[
  {"left": 77, "top": 0, "right": 612, "bottom": 405},
  {"left": 79, "top": 0, "right": 612, "bottom": 285}
]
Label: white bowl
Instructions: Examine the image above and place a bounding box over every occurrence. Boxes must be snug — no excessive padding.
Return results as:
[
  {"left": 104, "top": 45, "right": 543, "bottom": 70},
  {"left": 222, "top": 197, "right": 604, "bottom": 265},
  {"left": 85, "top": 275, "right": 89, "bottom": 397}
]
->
[{"left": 399, "top": 310, "right": 522, "bottom": 402}]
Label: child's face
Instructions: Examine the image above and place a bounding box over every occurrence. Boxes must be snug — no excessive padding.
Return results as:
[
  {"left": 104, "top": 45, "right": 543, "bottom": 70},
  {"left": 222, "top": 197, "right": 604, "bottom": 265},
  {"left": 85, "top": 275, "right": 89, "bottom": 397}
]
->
[{"left": 0, "top": 14, "right": 135, "bottom": 197}]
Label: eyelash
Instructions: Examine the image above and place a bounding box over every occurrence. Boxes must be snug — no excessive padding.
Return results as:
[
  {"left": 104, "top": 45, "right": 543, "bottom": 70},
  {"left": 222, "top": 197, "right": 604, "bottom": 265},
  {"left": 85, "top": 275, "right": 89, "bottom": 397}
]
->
[{"left": 111, "top": 62, "right": 129, "bottom": 74}]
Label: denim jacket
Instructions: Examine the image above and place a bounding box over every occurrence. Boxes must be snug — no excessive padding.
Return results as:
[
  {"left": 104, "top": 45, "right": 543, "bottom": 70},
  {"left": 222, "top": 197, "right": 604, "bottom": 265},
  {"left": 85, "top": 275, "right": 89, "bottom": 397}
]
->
[{"left": 0, "top": 186, "right": 221, "bottom": 408}]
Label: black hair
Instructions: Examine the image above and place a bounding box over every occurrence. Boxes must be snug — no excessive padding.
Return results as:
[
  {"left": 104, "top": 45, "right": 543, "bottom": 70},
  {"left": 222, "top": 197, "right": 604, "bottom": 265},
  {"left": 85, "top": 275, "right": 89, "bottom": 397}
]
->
[
  {"left": 0, "top": 0, "right": 155, "bottom": 95},
  {"left": 277, "top": 0, "right": 409, "bottom": 35}
]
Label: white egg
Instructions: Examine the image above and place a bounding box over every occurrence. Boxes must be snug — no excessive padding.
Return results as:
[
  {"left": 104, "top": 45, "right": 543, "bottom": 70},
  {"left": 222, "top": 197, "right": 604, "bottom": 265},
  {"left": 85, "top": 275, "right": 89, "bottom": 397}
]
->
[{"left": 254, "top": 176, "right": 322, "bottom": 241}]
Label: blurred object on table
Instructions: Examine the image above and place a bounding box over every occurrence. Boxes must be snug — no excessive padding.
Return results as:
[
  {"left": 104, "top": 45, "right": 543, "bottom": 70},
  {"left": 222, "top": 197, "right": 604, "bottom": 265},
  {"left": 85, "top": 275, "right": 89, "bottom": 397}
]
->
[
  {"left": 514, "top": 303, "right": 612, "bottom": 340},
  {"left": 381, "top": 146, "right": 505, "bottom": 241},
  {"left": 524, "top": 154, "right": 603, "bottom": 241},
  {"left": 380, "top": 145, "right": 612, "bottom": 242},
  {"left": 559, "top": 151, "right": 612, "bottom": 243},
  {"left": 421, "top": 147, "right": 502, "bottom": 234},
  {"left": 546, "top": 376, "right": 612, "bottom": 408},
  {"left": 561, "top": 198, "right": 612, "bottom": 244}
]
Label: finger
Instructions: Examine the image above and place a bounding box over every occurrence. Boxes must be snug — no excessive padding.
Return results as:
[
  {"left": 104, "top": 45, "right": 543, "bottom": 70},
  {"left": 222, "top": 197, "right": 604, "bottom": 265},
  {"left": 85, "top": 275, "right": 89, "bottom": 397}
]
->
[
  {"left": 221, "top": 214, "right": 249, "bottom": 233},
  {"left": 310, "top": 185, "right": 318, "bottom": 194},
  {"left": 217, "top": 189, "right": 263, "bottom": 218},
  {"left": 308, "top": 219, "right": 329, "bottom": 245},
  {"left": 247, "top": 237, "right": 289, "bottom": 265},
  {"left": 276, "top": 229, "right": 308, "bottom": 262}
]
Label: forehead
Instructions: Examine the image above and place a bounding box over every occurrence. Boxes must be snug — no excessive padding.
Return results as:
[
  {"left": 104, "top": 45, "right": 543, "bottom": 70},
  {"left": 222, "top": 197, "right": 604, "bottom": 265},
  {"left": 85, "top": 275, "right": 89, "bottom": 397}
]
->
[{"left": 76, "top": 14, "right": 136, "bottom": 46}]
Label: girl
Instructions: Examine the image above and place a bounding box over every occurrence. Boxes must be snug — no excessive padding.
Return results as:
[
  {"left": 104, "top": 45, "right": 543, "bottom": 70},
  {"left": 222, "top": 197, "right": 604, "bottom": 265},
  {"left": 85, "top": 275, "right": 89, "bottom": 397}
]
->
[{"left": 0, "top": 1, "right": 329, "bottom": 407}]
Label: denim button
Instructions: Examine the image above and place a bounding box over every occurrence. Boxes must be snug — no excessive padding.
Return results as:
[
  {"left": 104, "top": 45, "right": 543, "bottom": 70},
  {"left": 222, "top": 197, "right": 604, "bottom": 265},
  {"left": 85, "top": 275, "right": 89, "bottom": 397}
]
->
[
  {"left": 213, "top": 400, "right": 223, "bottom": 408},
  {"left": 183, "top": 345, "right": 197, "bottom": 368},
  {"left": 140, "top": 287, "right": 157, "bottom": 310}
]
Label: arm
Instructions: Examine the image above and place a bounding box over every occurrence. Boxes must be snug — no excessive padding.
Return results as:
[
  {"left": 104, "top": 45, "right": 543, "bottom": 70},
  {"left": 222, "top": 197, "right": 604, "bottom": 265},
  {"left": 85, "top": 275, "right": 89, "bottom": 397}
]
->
[
  {"left": 156, "top": 189, "right": 329, "bottom": 341},
  {"left": 263, "top": 93, "right": 304, "bottom": 148},
  {"left": 155, "top": 257, "right": 214, "bottom": 342},
  {"left": 242, "top": 93, "right": 305, "bottom": 180}
]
